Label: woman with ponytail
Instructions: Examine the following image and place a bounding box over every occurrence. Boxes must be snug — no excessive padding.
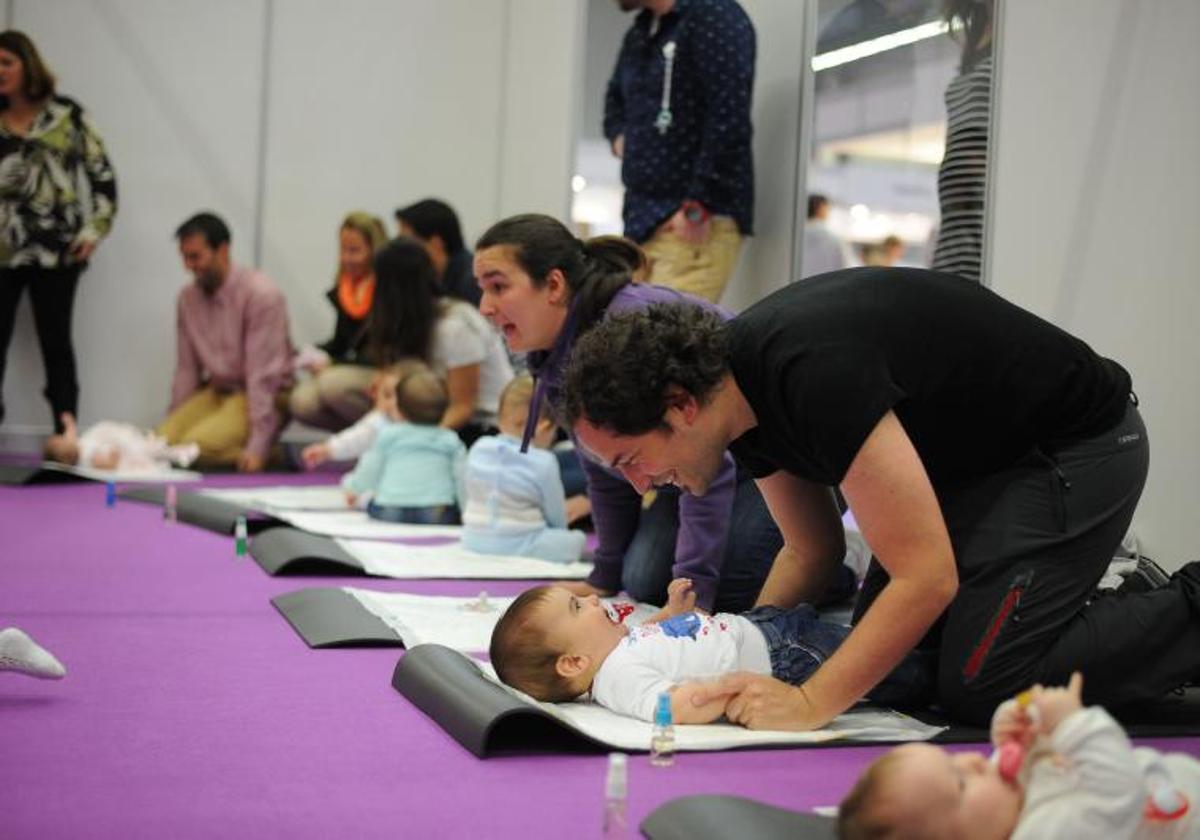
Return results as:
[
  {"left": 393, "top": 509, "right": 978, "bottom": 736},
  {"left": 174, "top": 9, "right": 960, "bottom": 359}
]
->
[{"left": 473, "top": 213, "right": 786, "bottom": 613}]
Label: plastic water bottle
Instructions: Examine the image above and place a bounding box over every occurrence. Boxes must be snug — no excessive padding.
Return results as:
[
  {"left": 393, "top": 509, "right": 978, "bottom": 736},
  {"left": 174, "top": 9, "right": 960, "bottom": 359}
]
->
[
  {"left": 105, "top": 481, "right": 116, "bottom": 508},
  {"left": 234, "top": 515, "right": 248, "bottom": 557},
  {"left": 602, "top": 752, "right": 627, "bottom": 837},
  {"left": 163, "top": 485, "right": 177, "bottom": 524},
  {"left": 650, "top": 691, "right": 676, "bottom": 767}
]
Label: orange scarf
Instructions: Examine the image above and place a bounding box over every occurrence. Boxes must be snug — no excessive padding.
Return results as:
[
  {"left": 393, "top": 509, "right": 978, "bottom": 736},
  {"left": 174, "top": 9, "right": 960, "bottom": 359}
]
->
[{"left": 337, "top": 272, "right": 375, "bottom": 320}]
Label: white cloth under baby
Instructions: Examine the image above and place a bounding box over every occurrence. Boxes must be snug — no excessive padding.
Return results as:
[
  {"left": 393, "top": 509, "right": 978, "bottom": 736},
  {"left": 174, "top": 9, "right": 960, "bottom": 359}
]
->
[{"left": 477, "top": 659, "right": 945, "bottom": 752}]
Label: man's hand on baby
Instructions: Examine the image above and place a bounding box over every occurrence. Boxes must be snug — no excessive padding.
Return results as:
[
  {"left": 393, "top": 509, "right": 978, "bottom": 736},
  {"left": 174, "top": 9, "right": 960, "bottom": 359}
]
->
[{"left": 691, "top": 673, "right": 829, "bottom": 731}]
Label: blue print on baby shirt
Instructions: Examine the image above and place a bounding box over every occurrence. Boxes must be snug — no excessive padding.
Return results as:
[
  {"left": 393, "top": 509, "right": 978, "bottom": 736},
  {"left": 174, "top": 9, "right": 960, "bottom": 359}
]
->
[{"left": 659, "top": 613, "right": 703, "bottom": 639}]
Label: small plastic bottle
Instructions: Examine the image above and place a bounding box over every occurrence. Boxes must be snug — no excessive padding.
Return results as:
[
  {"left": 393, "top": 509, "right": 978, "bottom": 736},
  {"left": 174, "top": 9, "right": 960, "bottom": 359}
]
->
[
  {"left": 163, "top": 485, "right": 177, "bottom": 524},
  {"left": 234, "top": 515, "right": 248, "bottom": 557},
  {"left": 650, "top": 691, "right": 676, "bottom": 767},
  {"left": 602, "top": 752, "right": 627, "bottom": 837},
  {"left": 105, "top": 481, "right": 116, "bottom": 508}
]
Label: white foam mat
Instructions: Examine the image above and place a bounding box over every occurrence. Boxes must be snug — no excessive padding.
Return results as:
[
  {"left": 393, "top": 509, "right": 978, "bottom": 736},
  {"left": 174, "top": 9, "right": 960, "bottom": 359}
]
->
[
  {"left": 199, "top": 484, "right": 348, "bottom": 511},
  {"left": 274, "top": 510, "right": 464, "bottom": 540},
  {"left": 339, "top": 539, "right": 592, "bottom": 579}
]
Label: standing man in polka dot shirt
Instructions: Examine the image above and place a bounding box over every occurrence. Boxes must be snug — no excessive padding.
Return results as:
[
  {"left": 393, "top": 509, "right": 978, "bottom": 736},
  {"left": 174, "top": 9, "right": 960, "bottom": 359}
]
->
[{"left": 605, "top": 0, "right": 755, "bottom": 304}]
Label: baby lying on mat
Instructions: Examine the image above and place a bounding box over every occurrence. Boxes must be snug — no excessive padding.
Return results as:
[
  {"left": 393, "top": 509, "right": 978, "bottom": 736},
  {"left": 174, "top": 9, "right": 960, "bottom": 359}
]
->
[
  {"left": 44, "top": 413, "right": 198, "bottom": 472},
  {"left": 489, "top": 579, "right": 929, "bottom": 723},
  {"left": 837, "top": 672, "right": 1200, "bottom": 840}
]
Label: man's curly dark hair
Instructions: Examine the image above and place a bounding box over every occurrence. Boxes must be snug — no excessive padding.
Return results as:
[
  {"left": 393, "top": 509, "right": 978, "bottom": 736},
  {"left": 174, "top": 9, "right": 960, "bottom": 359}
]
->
[{"left": 561, "top": 303, "right": 730, "bottom": 435}]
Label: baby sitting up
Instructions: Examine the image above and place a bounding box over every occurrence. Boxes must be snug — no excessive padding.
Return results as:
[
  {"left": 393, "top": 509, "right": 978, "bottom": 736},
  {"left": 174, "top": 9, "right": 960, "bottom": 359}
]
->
[
  {"left": 461, "top": 374, "right": 587, "bottom": 563},
  {"left": 300, "top": 358, "right": 429, "bottom": 469},
  {"left": 489, "top": 579, "right": 929, "bottom": 723},
  {"left": 44, "top": 413, "right": 198, "bottom": 472},
  {"left": 341, "top": 368, "right": 466, "bottom": 524},
  {"left": 837, "top": 672, "right": 1200, "bottom": 839}
]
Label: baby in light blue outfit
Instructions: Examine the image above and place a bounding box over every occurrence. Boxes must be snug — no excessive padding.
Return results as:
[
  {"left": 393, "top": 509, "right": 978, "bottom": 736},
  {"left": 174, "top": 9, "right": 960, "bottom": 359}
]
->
[
  {"left": 342, "top": 368, "right": 466, "bottom": 524},
  {"left": 462, "top": 375, "right": 586, "bottom": 562}
]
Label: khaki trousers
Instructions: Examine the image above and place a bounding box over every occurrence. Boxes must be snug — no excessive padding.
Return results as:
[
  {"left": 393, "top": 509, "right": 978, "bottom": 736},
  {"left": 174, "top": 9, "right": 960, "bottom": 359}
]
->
[
  {"left": 288, "top": 364, "right": 375, "bottom": 431},
  {"left": 642, "top": 215, "right": 743, "bottom": 304},
  {"left": 157, "top": 388, "right": 251, "bottom": 466}
]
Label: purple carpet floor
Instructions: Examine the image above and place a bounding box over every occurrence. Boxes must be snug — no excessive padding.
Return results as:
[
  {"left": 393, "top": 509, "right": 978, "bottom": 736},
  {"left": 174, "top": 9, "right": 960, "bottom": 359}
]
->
[{"left": 3, "top": 473, "right": 1198, "bottom": 839}]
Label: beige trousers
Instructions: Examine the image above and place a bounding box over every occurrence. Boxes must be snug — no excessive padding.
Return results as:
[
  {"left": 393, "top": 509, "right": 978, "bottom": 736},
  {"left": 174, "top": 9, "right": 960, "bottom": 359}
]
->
[
  {"left": 288, "top": 364, "right": 375, "bottom": 431},
  {"left": 642, "top": 215, "right": 743, "bottom": 304},
  {"left": 157, "top": 388, "right": 251, "bottom": 466}
]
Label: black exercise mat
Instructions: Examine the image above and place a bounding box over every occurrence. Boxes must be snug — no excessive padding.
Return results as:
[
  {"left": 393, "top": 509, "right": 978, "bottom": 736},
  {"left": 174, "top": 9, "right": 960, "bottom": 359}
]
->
[
  {"left": 641, "top": 795, "right": 835, "bottom": 840},
  {"left": 119, "top": 486, "right": 278, "bottom": 535},
  {"left": 392, "top": 643, "right": 607, "bottom": 757},
  {"left": 251, "top": 527, "right": 364, "bottom": 576},
  {"left": 271, "top": 587, "right": 400, "bottom": 648},
  {"left": 391, "top": 644, "right": 951, "bottom": 759},
  {"left": 0, "top": 462, "right": 89, "bottom": 485}
]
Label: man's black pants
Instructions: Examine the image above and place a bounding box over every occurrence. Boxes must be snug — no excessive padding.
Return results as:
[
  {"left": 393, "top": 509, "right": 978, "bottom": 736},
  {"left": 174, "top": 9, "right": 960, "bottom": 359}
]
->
[{"left": 853, "top": 401, "right": 1200, "bottom": 725}]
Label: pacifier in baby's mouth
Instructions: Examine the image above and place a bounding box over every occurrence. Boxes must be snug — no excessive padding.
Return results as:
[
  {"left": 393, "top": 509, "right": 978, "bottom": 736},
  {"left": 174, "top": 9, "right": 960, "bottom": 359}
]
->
[{"left": 604, "top": 601, "right": 636, "bottom": 624}]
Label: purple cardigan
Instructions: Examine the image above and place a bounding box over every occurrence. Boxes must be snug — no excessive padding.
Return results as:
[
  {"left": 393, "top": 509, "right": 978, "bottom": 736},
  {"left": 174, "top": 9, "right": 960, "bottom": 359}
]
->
[{"left": 524, "top": 283, "right": 737, "bottom": 609}]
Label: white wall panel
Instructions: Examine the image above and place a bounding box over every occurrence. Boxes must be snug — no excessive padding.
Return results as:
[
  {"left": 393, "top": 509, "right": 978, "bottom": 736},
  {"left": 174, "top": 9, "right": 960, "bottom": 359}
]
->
[
  {"left": 989, "top": 0, "right": 1200, "bottom": 567},
  {"left": 5, "top": 0, "right": 265, "bottom": 429},
  {"left": 260, "top": 0, "right": 507, "bottom": 348},
  {"left": 0, "top": 0, "right": 584, "bottom": 438}
]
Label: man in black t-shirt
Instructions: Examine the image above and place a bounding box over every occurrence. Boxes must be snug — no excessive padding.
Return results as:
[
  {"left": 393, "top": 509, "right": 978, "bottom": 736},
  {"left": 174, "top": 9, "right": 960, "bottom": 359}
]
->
[{"left": 562, "top": 268, "right": 1200, "bottom": 728}]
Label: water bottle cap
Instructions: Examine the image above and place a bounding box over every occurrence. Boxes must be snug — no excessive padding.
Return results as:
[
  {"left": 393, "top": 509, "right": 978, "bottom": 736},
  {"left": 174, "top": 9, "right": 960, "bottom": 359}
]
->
[{"left": 655, "top": 692, "right": 673, "bottom": 726}]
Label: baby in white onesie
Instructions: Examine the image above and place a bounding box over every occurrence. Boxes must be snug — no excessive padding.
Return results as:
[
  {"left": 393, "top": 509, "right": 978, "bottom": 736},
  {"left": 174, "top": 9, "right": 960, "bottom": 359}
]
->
[{"left": 44, "top": 413, "right": 198, "bottom": 472}]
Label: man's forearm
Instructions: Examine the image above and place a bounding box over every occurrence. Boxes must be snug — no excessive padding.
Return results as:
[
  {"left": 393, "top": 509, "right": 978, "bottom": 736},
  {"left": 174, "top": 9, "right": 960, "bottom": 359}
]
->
[{"left": 802, "top": 575, "right": 952, "bottom": 725}]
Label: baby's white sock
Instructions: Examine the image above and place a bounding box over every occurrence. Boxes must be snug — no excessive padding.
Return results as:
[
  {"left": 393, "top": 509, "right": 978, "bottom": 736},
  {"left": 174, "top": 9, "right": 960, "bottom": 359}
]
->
[{"left": 0, "top": 627, "right": 67, "bottom": 679}]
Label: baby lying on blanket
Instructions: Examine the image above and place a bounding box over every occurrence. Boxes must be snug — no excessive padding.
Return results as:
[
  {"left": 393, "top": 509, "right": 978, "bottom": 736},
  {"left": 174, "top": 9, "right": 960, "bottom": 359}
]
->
[
  {"left": 489, "top": 579, "right": 930, "bottom": 723},
  {"left": 44, "top": 413, "right": 198, "bottom": 472}
]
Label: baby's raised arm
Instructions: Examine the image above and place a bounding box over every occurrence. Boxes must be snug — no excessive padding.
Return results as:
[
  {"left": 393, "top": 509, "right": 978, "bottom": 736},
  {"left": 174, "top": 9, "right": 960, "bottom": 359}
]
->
[{"left": 644, "top": 578, "right": 699, "bottom": 625}]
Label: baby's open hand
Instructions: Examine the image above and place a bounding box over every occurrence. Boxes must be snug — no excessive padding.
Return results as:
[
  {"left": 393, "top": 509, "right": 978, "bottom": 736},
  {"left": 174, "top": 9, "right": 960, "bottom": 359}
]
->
[
  {"left": 665, "top": 578, "right": 697, "bottom": 616},
  {"left": 1030, "top": 672, "right": 1084, "bottom": 735}
]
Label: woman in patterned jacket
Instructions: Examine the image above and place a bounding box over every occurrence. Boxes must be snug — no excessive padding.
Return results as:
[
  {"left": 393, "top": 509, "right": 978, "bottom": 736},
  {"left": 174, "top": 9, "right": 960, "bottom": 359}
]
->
[{"left": 0, "top": 30, "right": 117, "bottom": 432}]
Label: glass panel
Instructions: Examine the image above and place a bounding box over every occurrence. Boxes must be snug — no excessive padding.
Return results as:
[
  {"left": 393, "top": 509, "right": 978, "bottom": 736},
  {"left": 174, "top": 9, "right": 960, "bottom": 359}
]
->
[{"left": 804, "top": 0, "right": 996, "bottom": 283}]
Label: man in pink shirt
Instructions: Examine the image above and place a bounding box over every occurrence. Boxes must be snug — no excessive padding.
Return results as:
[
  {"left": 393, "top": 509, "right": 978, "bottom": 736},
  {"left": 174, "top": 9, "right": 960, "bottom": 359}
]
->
[{"left": 157, "top": 212, "right": 293, "bottom": 472}]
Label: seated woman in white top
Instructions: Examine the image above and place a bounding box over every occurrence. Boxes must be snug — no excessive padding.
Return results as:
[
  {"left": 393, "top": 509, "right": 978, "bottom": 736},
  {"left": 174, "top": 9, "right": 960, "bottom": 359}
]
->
[{"left": 363, "top": 237, "right": 512, "bottom": 446}]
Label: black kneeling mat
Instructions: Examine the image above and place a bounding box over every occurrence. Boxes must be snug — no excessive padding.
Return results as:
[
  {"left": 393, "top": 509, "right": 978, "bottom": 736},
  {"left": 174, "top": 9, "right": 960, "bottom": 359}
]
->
[
  {"left": 250, "top": 527, "right": 364, "bottom": 576},
  {"left": 0, "top": 461, "right": 89, "bottom": 485},
  {"left": 119, "top": 486, "right": 279, "bottom": 535},
  {"left": 641, "top": 795, "right": 835, "bottom": 840}
]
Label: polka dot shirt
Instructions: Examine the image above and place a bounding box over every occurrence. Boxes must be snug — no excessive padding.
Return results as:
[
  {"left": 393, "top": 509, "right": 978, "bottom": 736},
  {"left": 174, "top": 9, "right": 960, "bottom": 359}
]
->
[{"left": 603, "top": 0, "right": 756, "bottom": 243}]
